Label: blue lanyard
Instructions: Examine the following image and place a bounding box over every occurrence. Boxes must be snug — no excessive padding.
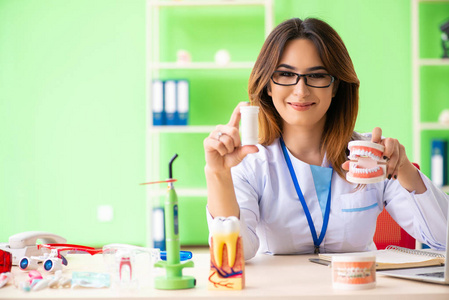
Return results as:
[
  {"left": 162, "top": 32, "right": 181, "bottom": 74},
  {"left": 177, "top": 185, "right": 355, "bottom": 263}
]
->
[{"left": 280, "top": 137, "right": 332, "bottom": 254}]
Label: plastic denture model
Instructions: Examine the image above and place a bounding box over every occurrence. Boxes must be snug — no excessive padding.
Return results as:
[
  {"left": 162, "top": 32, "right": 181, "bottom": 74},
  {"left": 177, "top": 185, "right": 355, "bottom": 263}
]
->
[{"left": 346, "top": 141, "right": 387, "bottom": 184}]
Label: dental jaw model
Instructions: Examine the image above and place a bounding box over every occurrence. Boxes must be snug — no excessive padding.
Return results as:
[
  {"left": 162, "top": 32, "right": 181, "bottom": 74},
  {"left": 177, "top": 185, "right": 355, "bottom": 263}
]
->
[
  {"left": 347, "top": 141, "right": 387, "bottom": 184},
  {"left": 208, "top": 216, "right": 245, "bottom": 290}
]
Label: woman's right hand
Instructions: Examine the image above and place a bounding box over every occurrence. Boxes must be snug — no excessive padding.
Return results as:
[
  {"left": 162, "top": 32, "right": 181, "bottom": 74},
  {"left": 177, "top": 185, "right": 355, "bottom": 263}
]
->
[{"left": 204, "top": 102, "right": 259, "bottom": 173}]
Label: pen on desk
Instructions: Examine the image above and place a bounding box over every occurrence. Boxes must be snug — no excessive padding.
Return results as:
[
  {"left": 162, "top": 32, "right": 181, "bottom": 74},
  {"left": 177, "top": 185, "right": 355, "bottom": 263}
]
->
[{"left": 309, "top": 258, "right": 332, "bottom": 267}]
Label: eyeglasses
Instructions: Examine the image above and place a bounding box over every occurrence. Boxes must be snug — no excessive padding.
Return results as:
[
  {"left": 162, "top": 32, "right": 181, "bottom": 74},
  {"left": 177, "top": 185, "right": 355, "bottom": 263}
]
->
[
  {"left": 19, "top": 244, "right": 103, "bottom": 273},
  {"left": 271, "top": 71, "right": 335, "bottom": 88}
]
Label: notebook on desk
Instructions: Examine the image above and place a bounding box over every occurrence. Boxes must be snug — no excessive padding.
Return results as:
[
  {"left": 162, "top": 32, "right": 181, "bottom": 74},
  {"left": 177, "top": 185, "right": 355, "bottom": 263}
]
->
[
  {"left": 319, "top": 246, "right": 445, "bottom": 270},
  {"left": 377, "top": 212, "right": 449, "bottom": 285}
]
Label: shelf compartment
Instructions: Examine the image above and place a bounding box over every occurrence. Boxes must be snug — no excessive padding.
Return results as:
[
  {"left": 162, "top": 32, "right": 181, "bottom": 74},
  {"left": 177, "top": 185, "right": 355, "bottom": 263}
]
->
[
  {"left": 150, "top": 0, "right": 268, "bottom": 7},
  {"left": 151, "top": 62, "right": 255, "bottom": 69}
]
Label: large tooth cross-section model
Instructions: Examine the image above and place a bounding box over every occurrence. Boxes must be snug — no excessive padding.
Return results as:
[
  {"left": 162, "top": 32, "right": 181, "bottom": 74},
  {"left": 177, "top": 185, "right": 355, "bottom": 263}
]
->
[
  {"left": 347, "top": 141, "right": 387, "bottom": 184},
  {"left": 208, "top": 216, "right": 245, "bottom": 290}
]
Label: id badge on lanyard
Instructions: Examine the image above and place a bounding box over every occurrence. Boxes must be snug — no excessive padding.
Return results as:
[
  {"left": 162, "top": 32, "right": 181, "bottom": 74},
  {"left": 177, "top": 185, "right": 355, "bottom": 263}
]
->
[{"left": 280, "top": 138, "right": 332, "bottom": 254}]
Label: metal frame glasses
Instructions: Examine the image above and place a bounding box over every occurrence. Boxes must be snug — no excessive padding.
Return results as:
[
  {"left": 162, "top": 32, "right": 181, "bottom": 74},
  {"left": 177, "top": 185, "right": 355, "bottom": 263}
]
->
[{"left": 271, "top": 71, "right": 335, "bottom": 88}]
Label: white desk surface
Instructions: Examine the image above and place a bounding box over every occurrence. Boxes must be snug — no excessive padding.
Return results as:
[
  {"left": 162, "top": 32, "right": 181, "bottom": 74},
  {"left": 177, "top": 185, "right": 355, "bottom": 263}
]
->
[{"left": 1, "top": 251, "right": 449, "bottom": 300}]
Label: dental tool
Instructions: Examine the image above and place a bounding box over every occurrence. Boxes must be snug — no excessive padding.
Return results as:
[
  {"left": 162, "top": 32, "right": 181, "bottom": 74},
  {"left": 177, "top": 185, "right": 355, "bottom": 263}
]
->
[
  {"left": 346, "top": 141, "right": 387, "bottom": 184},
  {"left": 154, "top": 154, "right": 196, "bottom": 290}
]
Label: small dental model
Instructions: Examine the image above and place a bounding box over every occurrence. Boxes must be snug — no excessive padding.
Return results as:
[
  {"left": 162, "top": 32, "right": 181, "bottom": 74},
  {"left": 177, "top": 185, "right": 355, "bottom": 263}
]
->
[
  {"left": 346, "top": 141, "right": 387, "bottom": 184},
  {"left": 102, "top": 243, "right": 161, "bottom": 289},
  {"left": 208, "top": 216, "right": 245, "bottom": 290}
]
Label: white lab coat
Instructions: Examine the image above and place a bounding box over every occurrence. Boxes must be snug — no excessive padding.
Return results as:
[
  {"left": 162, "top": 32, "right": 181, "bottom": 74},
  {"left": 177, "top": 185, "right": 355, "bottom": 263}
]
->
[{"left": 207, "top": 137, "right": 449, "bottom": 260}]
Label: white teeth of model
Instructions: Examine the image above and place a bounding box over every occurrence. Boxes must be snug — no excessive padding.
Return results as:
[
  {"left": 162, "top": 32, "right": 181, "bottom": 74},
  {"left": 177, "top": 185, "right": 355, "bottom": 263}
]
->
[
  {"left": 350, "top": 149, "right": 381, "bottom": 161},
  {"left": 211, "top": 216, "right": 240, "bottom": 268},
  {"left": 353, "top": 166, "right": 380, "bottom": 174}
]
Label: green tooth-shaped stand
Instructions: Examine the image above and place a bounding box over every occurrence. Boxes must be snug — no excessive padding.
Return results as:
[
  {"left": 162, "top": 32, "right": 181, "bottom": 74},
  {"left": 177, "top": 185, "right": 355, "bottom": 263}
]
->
[{"left": 154, "top": 154, "right": 196, "bottom": 290}]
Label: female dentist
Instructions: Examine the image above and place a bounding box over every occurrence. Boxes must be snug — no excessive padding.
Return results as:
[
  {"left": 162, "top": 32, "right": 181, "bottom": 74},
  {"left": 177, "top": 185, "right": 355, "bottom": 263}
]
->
[{"left": 203, "top": 18, "right": 449, "bottom": 260}]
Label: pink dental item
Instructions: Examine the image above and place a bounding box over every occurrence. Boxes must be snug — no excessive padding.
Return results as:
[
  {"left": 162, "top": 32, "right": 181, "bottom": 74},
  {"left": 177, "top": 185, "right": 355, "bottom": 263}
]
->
[
  {"left": 0, "top": 272, "right": 12, "bottom": 289},
  {"left": 119, "top": 257, "right": 132, "bottom": 281},
  {"left": 28, "top": 270, "right": 43, "bottom": 287},
  {"left": 346, "top": 141, "right": 387, "bottom": 184}
]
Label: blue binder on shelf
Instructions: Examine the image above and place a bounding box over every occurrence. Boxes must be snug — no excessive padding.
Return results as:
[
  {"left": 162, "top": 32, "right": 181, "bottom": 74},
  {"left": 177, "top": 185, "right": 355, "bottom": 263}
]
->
[
  {"left": 431, "top": 139, "right": 447, "bottom": 188},
  {"left": 164, "top": 80, "right": 177, "bottom": 126},
  {"left": 177, "top": 80, "right": 189, "bottom": 125},
  {"left": 152, "top": 197, "right": 166, "bottom": 251},
  {"left": 152, "top": 80, "right": 164, "bottom": 126}
]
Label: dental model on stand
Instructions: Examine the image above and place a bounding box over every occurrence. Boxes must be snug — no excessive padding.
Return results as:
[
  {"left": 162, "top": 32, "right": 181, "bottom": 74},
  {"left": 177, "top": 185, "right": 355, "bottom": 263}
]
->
[
  {"left": 346, "top": 141, "right": 387, "bottom": 184},
  {"left": 208, "top": 216, "right": 245, "bottom": 290}
]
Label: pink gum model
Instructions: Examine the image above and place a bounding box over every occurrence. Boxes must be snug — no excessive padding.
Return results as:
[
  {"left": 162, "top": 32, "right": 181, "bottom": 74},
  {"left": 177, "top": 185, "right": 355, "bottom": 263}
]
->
[{"left": 346, "top": 141, "right": 387, "bottom": 184}]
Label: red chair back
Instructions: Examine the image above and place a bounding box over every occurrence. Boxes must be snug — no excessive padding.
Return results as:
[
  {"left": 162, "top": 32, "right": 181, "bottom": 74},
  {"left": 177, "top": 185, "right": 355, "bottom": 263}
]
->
[
  {"left": 373, "top": 162, "right": 420, "bottom": 250},
  {"left": 374, "top": 209, "right": 415, "bottom": 249}
]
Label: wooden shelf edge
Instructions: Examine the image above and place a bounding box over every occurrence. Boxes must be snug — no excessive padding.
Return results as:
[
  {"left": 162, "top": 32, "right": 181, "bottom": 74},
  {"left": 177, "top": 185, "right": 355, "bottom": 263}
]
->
[
  {"left": 150, "top": 62, "right": 255, "bottom": 70},
  {"left": 147, "top": 125, "right": 216, "bottom": 133},
  {"left": 419, "top": 58, "right": 449, "bottom": 66},
  {"left": 149, "top": 0, "right": 267, "bottom": 7},
  {"left": 420, "top": 122, "right": 449, "bottom": 130}
]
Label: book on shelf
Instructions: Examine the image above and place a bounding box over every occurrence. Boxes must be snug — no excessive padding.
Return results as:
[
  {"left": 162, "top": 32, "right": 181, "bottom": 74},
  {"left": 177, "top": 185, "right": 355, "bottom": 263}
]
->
[
  {"left": 164, "top": 80, "right": 177, "bottom": 126},
  {"left": 152, "top": 80, "right": 165, "bottom": 126},
  {"left": 177, "top": 79, "right": 189, "bottom": 126},
  {"left": 318, "top": 245, "right": 445, "bottom": 270}
]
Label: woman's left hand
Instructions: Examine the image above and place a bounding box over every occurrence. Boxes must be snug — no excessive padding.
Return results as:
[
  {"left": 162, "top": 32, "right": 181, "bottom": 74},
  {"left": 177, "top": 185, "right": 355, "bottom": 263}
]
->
[
  {"left": 370, "top": 127, "right": 407, "bottom": 180},
  {"left": 342, "top": 127, "right": 408, "bottom": 179},
  {"left": 343, "top": 127, "right": 426, "bottom": 193}
]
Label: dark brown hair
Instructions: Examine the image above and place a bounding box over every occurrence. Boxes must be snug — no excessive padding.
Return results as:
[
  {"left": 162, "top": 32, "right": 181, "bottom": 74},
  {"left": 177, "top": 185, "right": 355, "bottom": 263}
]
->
[{"left": 248, "top": 18, "right": 359, "bottom": 179}]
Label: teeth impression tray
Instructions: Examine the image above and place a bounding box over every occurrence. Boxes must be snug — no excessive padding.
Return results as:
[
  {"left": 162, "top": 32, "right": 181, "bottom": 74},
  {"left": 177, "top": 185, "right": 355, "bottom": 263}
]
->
[{"left": 347, "top": 141, "right": 386, "bottom": 184}]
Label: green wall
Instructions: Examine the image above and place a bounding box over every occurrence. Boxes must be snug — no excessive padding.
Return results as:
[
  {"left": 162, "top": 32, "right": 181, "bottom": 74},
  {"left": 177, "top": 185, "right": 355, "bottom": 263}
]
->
[
  {"left": 0, "top": 0, "right": 446, "bottom": 247},
  {"left": 0, "top": 0, "right": 146, "bottom": 246}
]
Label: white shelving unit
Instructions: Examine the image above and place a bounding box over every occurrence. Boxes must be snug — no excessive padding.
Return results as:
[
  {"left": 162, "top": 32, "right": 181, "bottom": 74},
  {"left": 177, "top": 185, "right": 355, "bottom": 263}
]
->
[
  {"left": 145, "top": 0, "right": 274, "bottom": 245},
  {"left": 152, "top": 62, "right": 255, "bottom": 69},
  {"left": 411, "top": 0, "right": 449, "bottom": 187}
]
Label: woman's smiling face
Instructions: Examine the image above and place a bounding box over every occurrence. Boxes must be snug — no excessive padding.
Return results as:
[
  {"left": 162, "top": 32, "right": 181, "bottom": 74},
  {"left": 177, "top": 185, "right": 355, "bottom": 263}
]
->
[{"left": 268, "top": 38, "right": 336, "bottom": 131}]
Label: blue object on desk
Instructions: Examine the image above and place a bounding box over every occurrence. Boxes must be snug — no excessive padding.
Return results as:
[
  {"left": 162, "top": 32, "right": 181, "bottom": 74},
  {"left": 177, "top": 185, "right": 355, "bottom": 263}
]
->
[{"left": 160, "top": 250, "right": 192, "bottom": 261}]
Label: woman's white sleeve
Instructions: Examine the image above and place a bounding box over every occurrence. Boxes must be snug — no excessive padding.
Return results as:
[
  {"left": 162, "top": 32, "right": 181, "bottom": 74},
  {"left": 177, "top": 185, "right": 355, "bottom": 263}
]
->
[
  {"left": 205, "top": 164, "right": 261, "bottom": 260},
  {"left": 384, "top": 170, "right": 449, "bottom": 249}
]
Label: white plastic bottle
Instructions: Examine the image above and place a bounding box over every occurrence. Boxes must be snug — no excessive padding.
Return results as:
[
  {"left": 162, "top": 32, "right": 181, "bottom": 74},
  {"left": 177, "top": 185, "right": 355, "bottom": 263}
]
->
[{"left": 240, "top": 106, "right": 259, "bottom": 146}]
